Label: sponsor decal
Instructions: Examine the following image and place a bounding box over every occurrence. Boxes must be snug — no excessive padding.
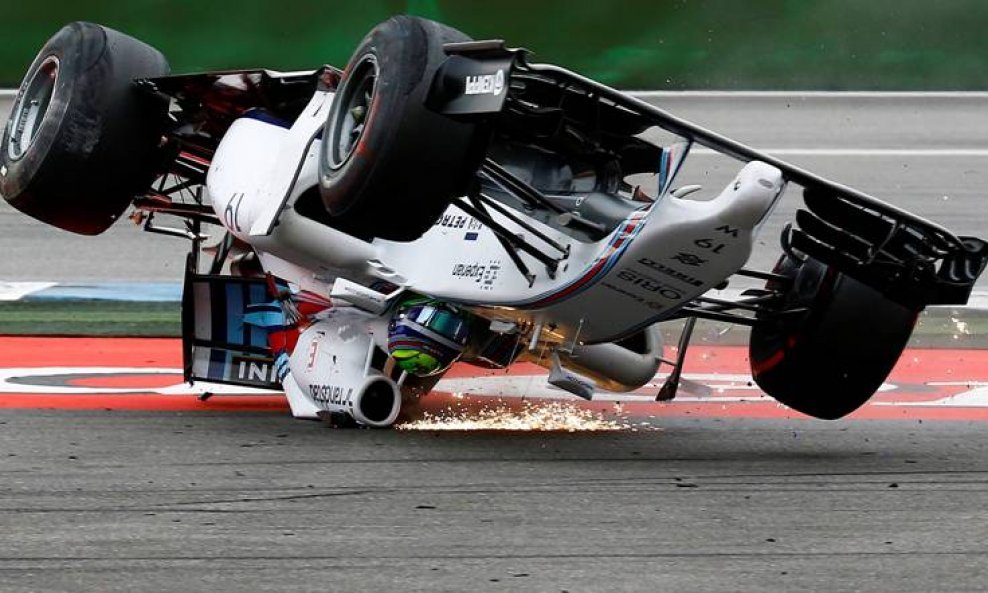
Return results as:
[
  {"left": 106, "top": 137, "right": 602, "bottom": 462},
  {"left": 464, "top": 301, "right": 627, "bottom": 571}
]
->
[
  {"left": 309, "top": 384, "right": 354, "bottom": 407},
  {"left": 233, "top": 355, "right": 278, "bottom": 384},
  {"left": 435, "top": 214, "right": 482, "bottom": 230},
  {"left": 451, "top": 260, "right": 502, "bottom": 290},
  {"left": 614, "top": 268, "right": 684, "bottom": 300},
  {"left": 464, "top": 231, "right": 479, "bottom": 241},
  {"left": 637, "top": 257, "right": 704, "bottom": 287},
  {"left": 464, "top": 69, "right": 505, "bottom": 96},
  {"left": 452, "top": 263, "right": 485, "bottom": 279},
  {"left": 672, "top": 252, "right": 708, "bottom": 267}
]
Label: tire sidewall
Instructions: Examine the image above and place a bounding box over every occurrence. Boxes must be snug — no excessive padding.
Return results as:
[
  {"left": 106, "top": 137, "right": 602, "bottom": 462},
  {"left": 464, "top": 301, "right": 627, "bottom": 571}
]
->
[
  {"left": 0, "top": 22, "right": 169, "bottom": 235},
  {"left": 0, "top": 23, "right": 105, "bottom": 198},
  {"left": 750, "top": 256, "right": 918, "bottom": 419},
  {"left": 319, "top": 19, "right": 423, "bottom": 216},
  {"left": 318, "top": 16, "right": 484, "bottom": 241}
]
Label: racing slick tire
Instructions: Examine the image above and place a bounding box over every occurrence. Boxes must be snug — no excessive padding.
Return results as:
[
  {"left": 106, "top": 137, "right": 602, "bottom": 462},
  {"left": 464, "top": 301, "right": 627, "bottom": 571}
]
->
[
  {"left": 0, "top": 22, "right": 170, "bottom": 235},
  {"left": 749, "top": 255, "right": 920, "bottom": 419},
  {"left": 318, "top": 16, "right": 487, "bottom": 242}
]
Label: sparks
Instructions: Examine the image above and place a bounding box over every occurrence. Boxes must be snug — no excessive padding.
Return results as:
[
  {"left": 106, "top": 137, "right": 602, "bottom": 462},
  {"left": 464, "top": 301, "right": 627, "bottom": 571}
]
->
[{"left": 397, "top": 400, "right": 646, "bottom": 432}]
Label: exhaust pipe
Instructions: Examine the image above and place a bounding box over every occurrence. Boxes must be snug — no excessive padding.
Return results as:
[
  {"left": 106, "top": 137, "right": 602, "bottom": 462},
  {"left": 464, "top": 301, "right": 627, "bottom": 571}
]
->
[{"left": 349, "top": 375, "right": 401, "bottom": 428}]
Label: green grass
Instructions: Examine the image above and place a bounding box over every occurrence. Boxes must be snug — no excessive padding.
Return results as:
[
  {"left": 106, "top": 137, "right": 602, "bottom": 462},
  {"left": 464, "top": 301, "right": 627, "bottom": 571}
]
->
[
  {"left": 4, "top": 1, "right": 988, "bottom": 89},
  {"left": 0, "top": 301, "right": 181, "bottom": 337}
]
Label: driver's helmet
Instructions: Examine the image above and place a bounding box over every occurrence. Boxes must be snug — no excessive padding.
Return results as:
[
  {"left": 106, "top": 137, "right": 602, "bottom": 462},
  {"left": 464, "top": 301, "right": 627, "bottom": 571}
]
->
[{"left": 387, "top": 302, "right": 470, "bottom": 377}]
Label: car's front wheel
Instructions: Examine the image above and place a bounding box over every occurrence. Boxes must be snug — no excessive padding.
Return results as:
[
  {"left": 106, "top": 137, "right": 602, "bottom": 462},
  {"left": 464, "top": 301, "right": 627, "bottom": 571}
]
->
[
  {"left": 749, "top": 255, "right": 920, "bottom": 419},
  {"left": 318, "top": 16, "right": 488, "bottom": 242}
]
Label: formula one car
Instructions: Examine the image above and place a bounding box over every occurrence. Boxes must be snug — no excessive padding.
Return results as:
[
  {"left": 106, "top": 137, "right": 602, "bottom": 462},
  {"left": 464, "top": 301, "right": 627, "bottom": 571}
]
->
[{"left": 4, "top": 18, "right": 987, "bottom": 426}]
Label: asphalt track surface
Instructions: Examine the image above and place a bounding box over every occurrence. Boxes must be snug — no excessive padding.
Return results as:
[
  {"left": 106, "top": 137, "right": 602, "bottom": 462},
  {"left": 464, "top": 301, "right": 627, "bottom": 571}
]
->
[
  {"left": 1, "top": 93, "right": 987, "bottom": 285},
  {"left": 3, "top": 337, "right": 988, "bottom": 592}
]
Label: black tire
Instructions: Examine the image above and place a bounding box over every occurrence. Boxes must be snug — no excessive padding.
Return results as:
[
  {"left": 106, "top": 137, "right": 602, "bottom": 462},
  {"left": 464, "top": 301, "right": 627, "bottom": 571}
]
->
[
  {"left": 318, "top": 16, "right": 486, "bottom": 242},
  {"left": 749, "top": 256, "right": 920, "bottom": 419},
  {"left": 0, "top": 22, "right": 170, "bottom": 235}
]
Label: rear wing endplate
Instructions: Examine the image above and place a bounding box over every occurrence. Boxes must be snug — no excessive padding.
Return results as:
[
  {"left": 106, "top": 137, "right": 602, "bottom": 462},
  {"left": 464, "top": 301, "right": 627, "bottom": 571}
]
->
[{"left": 182, "top": 271, "right": 281, "bottom": 390}]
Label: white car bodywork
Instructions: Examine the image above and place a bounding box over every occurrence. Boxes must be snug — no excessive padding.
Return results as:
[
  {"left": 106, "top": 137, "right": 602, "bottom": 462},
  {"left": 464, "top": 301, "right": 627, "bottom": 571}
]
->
[{"left": 206, "top": 89, "right": 787, "bottom": 422}]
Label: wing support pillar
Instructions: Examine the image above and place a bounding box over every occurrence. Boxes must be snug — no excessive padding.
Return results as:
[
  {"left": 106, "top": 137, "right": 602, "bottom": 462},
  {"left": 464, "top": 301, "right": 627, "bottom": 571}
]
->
[{"left": 656, "top": 316, "right": 696, "bottom": 402}]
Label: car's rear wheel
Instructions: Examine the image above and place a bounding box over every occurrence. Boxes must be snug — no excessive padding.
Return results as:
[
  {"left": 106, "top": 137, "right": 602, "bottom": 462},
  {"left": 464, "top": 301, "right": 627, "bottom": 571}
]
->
[
  {"left": 749, "top": 255, "right": 920, "bottom": 419},
  {"left": 0, "top": 22, "right": 170, "bottom": 235},
  {"left": 318, "top": 16, "right": 488, "bottom": 242}
]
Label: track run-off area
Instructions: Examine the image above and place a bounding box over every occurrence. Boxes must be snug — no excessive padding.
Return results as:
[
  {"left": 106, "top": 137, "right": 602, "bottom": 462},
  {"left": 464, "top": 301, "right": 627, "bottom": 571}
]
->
[
  {"left": 1, "top": 337, "right": 988, "bottom": 422},
  {"left": 4, "top": 338, "right": 988, "bottom": 592}
]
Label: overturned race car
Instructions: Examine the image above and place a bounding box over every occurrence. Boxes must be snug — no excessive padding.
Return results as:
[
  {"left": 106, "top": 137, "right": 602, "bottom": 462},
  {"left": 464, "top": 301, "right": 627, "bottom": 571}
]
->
[{"left": 3, "top": 18, "right": 987, "bottom": 427}]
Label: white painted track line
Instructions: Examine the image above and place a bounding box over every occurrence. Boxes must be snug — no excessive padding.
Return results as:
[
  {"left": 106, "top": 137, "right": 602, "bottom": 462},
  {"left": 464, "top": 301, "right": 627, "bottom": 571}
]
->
[
  {"left": 628, "top": 90, "right": 988, "bottom": 98},
  {"left": 0, "top": 282, "right": 56, "bottom": 301},
  {"left": 4, "top": 89, "right": 988, "bottom": 99},
  {"left": 690, "top": 148, "right": 988, "bottom": 157}
]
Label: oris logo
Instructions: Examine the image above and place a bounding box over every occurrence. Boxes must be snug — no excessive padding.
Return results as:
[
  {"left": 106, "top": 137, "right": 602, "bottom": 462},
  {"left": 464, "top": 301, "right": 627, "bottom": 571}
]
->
[{"left": 464, "top": 69, "right": 505, "bottom": 96}]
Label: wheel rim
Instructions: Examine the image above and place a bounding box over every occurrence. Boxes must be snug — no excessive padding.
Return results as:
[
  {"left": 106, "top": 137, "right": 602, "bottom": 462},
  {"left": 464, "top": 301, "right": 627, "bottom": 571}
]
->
[
  {"left": 327, "top": 55, "right": 378, "bottom": 169},
  {"left": 7, "top": 56, "right": 59, "bottom": 161}
]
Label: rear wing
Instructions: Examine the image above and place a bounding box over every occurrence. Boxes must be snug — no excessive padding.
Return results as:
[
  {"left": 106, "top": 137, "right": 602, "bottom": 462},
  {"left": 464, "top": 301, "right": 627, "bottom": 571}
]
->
[
  {"left": 430, "top": 42, "right": 988, "bottom": 308},
  {"left": 181, "top": 271, "right": 280, "bottom": 390}
]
